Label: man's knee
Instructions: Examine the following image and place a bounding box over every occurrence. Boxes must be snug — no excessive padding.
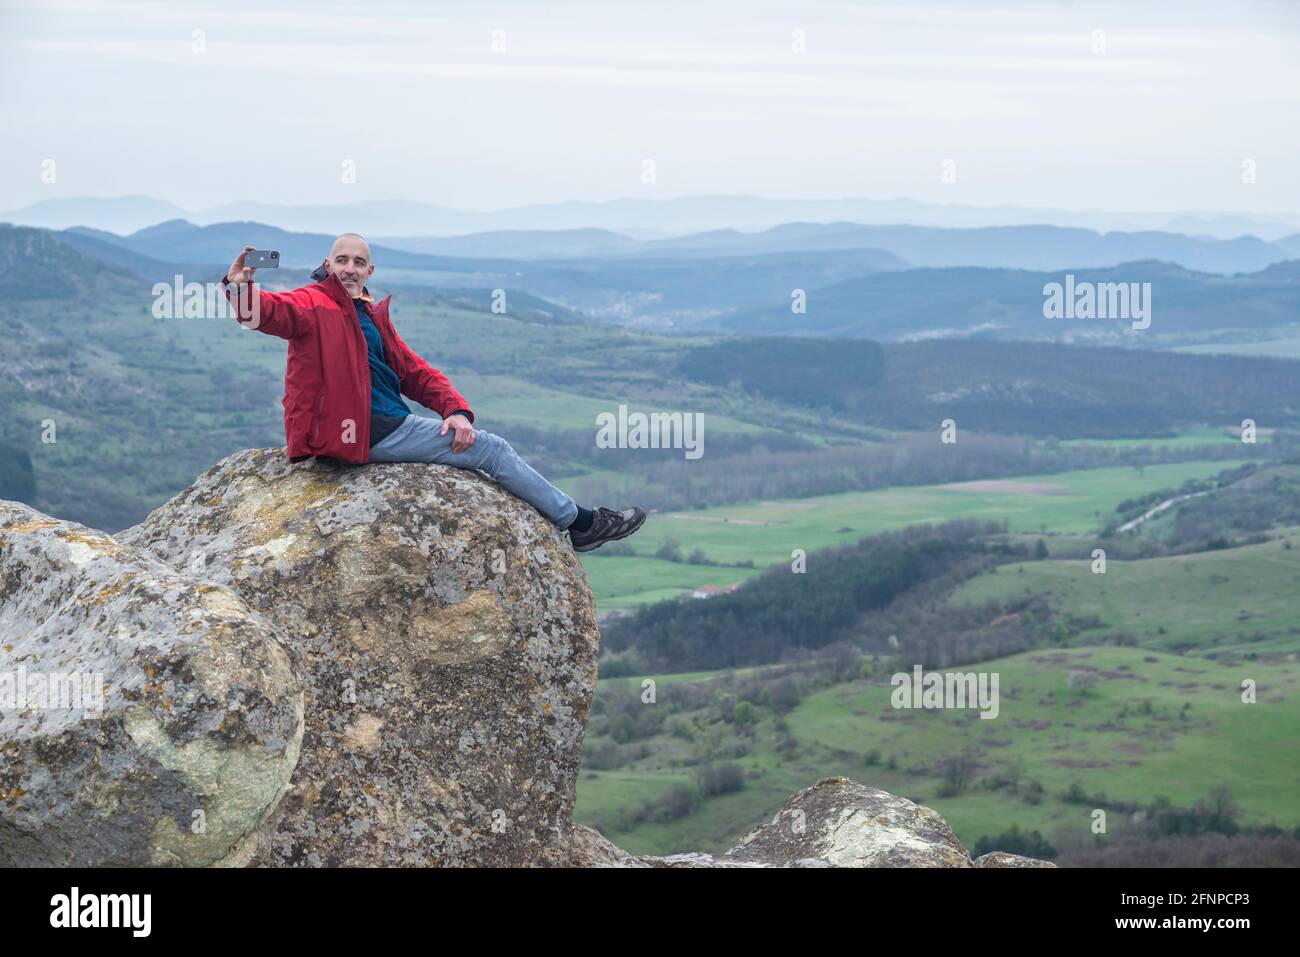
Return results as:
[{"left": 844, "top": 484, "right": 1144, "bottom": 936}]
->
[{"left": 472, "top": 429, "right": 506, "bottom": 466}]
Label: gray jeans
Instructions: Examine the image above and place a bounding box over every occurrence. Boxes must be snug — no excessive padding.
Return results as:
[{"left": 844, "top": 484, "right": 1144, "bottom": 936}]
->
[{"left": 368, "top": 415, "right": 578, "bottom": 529}]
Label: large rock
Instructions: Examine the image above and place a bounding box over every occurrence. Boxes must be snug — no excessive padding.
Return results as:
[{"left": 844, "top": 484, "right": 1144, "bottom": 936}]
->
[
  {"left": 0, "top": 502, "right": 302, "bottom": 866},
  {"left": 119, "top": 448, "right": 599, "bottom": 866},
  {"left": 3, "top": 448, "right": 1053, "bottom": 871},
  {"left": 722, "top": 778, "right": 973, "bottom": 867},
  {"left": 625, "top": 778, "right": 1055, "bottom": 868},
  {"left": 973, "top": 851, "right": 1057, "bottom": 868}
]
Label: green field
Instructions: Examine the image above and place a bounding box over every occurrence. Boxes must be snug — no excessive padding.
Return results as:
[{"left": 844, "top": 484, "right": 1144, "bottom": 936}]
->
[
  {"left": 947, "top": 528, "right": 1300, "bottom": 656},
  {"left": 450, "top": 371, "right": 766, "bottom": 434},
  {"left": 579, "top": 459, "right": 1254, "bottom": 609},
  {"left": 575, "top": 645, "right": 1300, "bottom": 856},
  {"left": 1060, "top": 424, "right": 1261, "bottom": 450}
]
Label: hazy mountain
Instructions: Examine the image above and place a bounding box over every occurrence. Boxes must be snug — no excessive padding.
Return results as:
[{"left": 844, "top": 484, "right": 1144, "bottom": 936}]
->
[
  {"left": 16, "top": 222, "right": 1300, "bottom": 345},
  {"left": 1161, "top": 215, "right": 1300, "bottom": 242},
  {"left": 0, "top": 223, "right": 124, "bottom": 299},
  {"left": 52, "top": 221, "right": 908, "bottom": 323},
  {"left": 719, "top": 259, "right": 1300, "bottom": 343},
  {"left": 375, "top": 228, "right": 643, "bottom": 259},
  {"left": 55, "top": 214, "right": 1297, "bottom": 276},
  {"left": 56, "top": 226, "right": 194, "bottom": 277},
  {"left": 5, "top": 195, "right": 190, "bottom": 233},
  {"left": 75, "top": 220, "right": 501, "bottom": 272},
  {"left": 502, "top": 247, "right": 909, "bottom": 324},
  {"left": 194, "top": 199, "right": 475, "bottom": 237},
  {"left": 7, "top": 193, "right": 1300, "bottom": 240},
  {"left": 1273, "top": 234, "right": 1300, "bottom": 258},
  {"left": 631, "top": 222, "right": 1290, "bottom": 274}
]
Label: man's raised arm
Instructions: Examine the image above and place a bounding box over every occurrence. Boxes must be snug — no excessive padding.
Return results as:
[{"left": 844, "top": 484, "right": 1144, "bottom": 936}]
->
[{"left": 221, "top": 245, "right": 312, "bottom": 339}]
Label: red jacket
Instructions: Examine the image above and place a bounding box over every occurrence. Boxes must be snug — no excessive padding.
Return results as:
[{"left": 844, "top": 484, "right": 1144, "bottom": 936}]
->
[{"left": 223, "top": 271, "right": 473, "bottom": 463}]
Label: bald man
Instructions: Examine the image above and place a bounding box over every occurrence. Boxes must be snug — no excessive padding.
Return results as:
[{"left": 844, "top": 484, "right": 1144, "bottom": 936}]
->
[{"left": 222, "top": 235, "right": 646, "bottom": 552}]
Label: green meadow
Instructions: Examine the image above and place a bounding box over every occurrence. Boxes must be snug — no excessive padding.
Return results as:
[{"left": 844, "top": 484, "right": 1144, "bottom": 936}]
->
[
  {"left": 577, "top": 459, "right": 1254, "bottom": 608},
  {"left": 947, "top": 528, "right": 1300, "bottom": 656},
  {"left": 1060, "top": 424, "right": 1259, "bottom": 449},
  {"left": 575, "top": 646, "right": 1300, "bottom": 856}
]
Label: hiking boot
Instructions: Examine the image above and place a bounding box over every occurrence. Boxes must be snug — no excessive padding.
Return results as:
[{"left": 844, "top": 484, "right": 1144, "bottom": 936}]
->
[{"left": 569, "top": 506, "right": 647, "bottom": 552}]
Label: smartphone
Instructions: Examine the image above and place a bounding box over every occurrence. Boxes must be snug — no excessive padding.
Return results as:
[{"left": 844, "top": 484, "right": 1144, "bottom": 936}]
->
[{"left": 244, "top": 249, "right": 280, "bottom": 268}]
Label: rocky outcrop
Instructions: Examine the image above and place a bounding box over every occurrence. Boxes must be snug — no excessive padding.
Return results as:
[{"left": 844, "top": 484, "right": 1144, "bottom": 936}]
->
[
  {"left": 1, "top": 450, "right": 1052, "bottom": 869},
  {"left": 118, "top": 448, "right": 599, "bottom": 866},
  {"left": 570, "top": 824, "right": 650, "bottom": 868},
  {"left": 722, "top": 778, "right": 972, "bottom": 867},
  {"left": 973, "top": 851, "right": 1057, "bottom": 868},
  {"left": 0, "top": 502, "right": 302, "bottom": 866},
  {"left": 623, "top": 778, "right": 1053, "bottom": 868}
]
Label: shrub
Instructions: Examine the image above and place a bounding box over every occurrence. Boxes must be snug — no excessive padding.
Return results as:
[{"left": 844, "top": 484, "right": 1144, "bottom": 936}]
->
[
  {"left": 972, "top": 825, "right": 1057, "bottom": 860},
  {"left": 695, "top": 762, "right": 746, "bottom": 797}
]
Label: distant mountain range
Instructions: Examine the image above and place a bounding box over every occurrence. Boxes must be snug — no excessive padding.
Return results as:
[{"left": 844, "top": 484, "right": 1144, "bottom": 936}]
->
[
  {"left": 596, "top": 222, "right": 1296, "bottom": 274},
  {"left": 42, "top": 215, "right": 1300, "bottom": 278},
  {"left": 6, "top": 221, "right": 1298, "bottom": 346},
  {"left": 62, "top": 220, "right": 498, "bottom": 272},
  {"left": 6, "top": 193, "right": 1300, "bottom": 241},
  {"left": 718, "top": 259, "right": 1300, "bottom": 343},
  {"left": 44, "top": 221, "right": 908, "bottom": 324}
]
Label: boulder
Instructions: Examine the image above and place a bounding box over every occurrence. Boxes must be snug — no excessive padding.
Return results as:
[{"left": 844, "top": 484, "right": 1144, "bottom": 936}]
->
[
  {"left": 719, "top": 777, "right": 973, "bottom": 867},
  {"left": 600, "top": 778, "right": 1054, "bottom": 868},
  {"left": 0, "top": 502, "right": 302, "bottom": 866},
  {"left": 2, "top": 448, "right": 1055, "bottom": 871},
  {"left": 973, "top": 851, "right": 1057, "bottom": 868},
  {"left": 119, "top": 448, "right": 599, "bottom": 866}
]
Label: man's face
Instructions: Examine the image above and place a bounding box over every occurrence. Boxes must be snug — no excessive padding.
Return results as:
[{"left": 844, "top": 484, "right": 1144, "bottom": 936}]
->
[{"left": 325, "top": 235, "right": 375, "bottom": 297}]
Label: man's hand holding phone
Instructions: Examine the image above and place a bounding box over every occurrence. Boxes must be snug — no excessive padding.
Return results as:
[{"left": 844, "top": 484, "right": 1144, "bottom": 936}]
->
[
  {"left": 226, "top": 246, "right": 279, "bottom": 287},
  {"left": 226, "top": 245, "right": 257, "bottom": 287}
]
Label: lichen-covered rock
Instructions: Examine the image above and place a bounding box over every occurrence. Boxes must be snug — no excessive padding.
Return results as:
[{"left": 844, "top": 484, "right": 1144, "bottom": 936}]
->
[
  {"left": 640, "top": 852, "right": 764, "bottom": 868},
  {"left": 973, "top": 851, "right": 1057, "bottom": 868},
  {"left": 590, "top": 777, "right": 1054, "bottom": 868},
  {"left": 721, "top": 777, "right": 973, "bottom": 867},
  {"left": 4, "top": 449, "right": 1050, "bottom": 871},
  {"left": 569, "top": 824, "right": 649, "bottom": 868},
  {"left": 119, "top": 448, "right": 599, "bottom": 866},
  {"left": 0, "top": 501, "right": 302, "bottom": 867}
]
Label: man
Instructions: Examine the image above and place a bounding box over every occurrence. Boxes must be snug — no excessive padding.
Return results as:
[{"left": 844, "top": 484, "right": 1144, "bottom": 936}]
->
[{"left": 221, "top": 234, "right": 645, "bottom": 552}]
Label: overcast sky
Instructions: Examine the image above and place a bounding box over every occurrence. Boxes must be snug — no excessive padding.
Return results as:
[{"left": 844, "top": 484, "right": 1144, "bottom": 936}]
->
[{"left": 1, "top": 0, "right": 1297, "bottom": 215}]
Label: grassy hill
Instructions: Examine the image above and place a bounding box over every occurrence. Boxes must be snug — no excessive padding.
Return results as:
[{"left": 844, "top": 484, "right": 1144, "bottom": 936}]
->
[
  {"left": 718, "top": 259, "right": 1300, "bottom": 344},
  {"left": 948, "top": 529, "right": 1300, "bottom": 656},
  {"left": 575, "top": 644, "right": 1300, "bottom": 856},
  {"left": 578, "top": 459, "right": 1257, "bottom": 608}
]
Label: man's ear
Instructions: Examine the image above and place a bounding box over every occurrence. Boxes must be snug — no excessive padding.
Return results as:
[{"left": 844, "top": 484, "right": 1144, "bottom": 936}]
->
[{"left": 310, "top": 259, "right": 330, "bottom": 282}]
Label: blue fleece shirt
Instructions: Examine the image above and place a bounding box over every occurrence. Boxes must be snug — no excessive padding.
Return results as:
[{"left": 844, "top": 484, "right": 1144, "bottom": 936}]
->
[{"left": 354, "top": 298, "right": 411, "bottom": 420}]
